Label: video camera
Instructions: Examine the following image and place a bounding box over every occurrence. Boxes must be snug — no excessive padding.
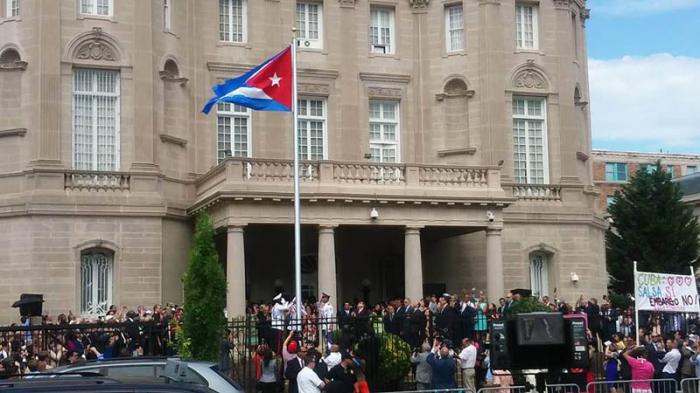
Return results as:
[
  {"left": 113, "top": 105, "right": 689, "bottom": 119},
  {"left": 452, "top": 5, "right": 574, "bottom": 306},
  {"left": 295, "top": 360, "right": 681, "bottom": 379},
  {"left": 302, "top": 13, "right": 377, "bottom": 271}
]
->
[{"left": 490, "top": 312, "right": 589, "bottom": 370}]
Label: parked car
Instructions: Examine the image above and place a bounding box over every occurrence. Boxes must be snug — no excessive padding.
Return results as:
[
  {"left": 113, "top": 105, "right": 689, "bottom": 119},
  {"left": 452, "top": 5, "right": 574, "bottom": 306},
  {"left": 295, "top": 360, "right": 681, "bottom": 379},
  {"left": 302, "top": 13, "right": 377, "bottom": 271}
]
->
[
  {"left": 0, "top": 377, "right": 214, "bottom": 393},
  {"left": 47, "top": 357, "right": 243, "bottom": 393}
]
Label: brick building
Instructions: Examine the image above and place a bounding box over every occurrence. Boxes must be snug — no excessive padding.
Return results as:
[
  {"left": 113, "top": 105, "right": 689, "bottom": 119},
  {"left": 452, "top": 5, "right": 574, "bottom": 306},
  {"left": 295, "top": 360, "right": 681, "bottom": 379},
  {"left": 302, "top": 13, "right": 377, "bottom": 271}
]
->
[{"left": 592, "top": 150, "right": 700, "bottom": 212}]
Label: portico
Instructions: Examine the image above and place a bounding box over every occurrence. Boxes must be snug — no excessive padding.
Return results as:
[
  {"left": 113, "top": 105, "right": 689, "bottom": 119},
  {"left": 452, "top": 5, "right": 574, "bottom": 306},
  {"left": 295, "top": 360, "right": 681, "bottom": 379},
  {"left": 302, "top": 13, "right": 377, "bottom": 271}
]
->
[{"left": 193, "top": 157, "right": 511, "bottom": 317}]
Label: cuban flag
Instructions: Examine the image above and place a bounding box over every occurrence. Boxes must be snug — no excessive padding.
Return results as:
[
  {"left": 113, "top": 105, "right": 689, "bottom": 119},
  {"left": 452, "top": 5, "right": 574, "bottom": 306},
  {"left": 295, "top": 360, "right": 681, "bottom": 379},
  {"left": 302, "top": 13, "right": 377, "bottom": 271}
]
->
[{"left": 202, "top": 46, "right": 293, "bottom": 114}]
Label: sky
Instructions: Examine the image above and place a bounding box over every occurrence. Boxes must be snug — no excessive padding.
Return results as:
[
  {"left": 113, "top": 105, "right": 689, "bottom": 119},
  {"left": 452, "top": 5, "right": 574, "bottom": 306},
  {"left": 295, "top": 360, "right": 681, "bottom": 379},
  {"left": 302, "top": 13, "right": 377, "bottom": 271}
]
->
[{"left": 586, "top": 0, "right": 700, "bottom": 154}]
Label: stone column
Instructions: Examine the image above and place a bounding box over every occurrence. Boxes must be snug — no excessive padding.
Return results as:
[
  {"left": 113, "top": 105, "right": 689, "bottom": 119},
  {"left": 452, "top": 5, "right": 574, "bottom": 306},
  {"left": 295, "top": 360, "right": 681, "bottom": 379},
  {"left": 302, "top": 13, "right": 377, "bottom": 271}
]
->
[
  {"left": 318, "top": 226, "right": 337, "bottom": 311},
  {"left": 404, "top": 227, "right": 424, "bottom": 301},
  {"left": 226, "top": 225, "right": 246, "bottom": 318},
  {"left": 486, "top": 227, "right": 504, "bottom": 301}
]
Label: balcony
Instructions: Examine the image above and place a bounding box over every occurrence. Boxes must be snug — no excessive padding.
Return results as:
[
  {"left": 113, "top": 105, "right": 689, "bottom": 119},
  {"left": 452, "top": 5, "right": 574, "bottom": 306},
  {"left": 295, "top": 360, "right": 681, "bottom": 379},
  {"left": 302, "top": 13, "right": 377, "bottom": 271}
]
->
[{"left": 193, "top": 158, "right": 509, "bottom": 208}]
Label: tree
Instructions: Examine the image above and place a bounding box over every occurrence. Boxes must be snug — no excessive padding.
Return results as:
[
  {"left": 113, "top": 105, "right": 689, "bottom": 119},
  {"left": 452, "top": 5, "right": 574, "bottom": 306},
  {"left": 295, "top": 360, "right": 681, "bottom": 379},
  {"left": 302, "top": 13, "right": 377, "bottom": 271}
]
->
[
  {"left": 606, "top": 161, "right": 700, "bottom": 294},
  {"left": 180, "top": 212, "right": 227, "bottom": 361}
]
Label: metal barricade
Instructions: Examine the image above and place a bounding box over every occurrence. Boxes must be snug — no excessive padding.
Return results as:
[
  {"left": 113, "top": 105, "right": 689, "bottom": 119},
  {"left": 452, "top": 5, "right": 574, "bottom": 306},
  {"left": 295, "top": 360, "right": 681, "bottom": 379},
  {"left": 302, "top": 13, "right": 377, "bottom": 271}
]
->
[
  {"left": 389, "top": 389, "right": 475, "bottom": 393},
  {"left": 477, "top": 386, "right": 527, "bottom": 393},
  {"left": 680, "top": 378, "right": 700, "bottom": 393},
  {"left": 586, "top": 379, "right": 678, "bottom": 393},
  {"left": 546, "top": 383, "right": 581, "bottom": 393}
]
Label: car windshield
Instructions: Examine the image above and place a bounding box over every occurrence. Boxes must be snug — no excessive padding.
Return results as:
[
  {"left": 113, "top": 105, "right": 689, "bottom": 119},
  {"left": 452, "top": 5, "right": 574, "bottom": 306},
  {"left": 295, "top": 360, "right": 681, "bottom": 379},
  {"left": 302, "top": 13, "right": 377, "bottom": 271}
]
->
[{"left": 208, "top": 365, "right": 243, "bottom": 391}]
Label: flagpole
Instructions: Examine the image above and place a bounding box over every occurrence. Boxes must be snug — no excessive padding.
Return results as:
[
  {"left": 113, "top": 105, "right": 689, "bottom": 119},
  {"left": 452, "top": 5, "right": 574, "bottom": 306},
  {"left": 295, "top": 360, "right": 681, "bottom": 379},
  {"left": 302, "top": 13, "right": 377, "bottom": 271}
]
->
[
  {"left": 634, "top": 260, "right": 640, "bottom": 346},
  {"left": 291, "top": 34, "right": 303, "bottom": 324}
]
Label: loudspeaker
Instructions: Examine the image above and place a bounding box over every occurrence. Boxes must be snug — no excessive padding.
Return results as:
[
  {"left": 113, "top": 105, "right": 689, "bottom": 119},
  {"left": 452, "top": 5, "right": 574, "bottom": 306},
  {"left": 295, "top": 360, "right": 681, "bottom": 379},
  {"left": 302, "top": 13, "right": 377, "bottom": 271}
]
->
[
  {"left": 12, "top": 294, "right": 44, "bottom": 317},
  {"left": 490, "top": 321, "right": 511, "bottom": 369},
  {"left": 516, "top": 312, "right": 564, "bottom": 346}
]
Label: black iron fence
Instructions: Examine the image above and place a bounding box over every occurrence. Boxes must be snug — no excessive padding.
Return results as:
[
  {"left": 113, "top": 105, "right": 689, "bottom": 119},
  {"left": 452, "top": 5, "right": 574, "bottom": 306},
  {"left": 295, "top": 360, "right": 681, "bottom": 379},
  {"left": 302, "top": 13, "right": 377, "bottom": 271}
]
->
[{"left": 0, "top": 321, "right": 171, "bottom": 361}]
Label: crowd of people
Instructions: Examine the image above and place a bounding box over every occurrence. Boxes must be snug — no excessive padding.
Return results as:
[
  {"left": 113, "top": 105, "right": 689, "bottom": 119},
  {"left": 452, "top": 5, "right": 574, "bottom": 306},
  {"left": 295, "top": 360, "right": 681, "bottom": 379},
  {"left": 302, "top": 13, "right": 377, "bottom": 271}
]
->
[
  {"left": 0, "top": 304, "right": 181, "bottom": 378},
  {"left": 239, "top": 290, "right": 700, "bottom": 393}
]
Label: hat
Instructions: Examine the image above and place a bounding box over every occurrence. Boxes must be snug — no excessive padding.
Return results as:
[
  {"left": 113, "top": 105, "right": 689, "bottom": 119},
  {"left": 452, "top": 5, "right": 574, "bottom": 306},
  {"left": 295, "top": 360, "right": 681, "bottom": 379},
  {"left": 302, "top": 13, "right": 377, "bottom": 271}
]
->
[
  {"left": 273, "top": 293, "right": 282, "bottom": 301},
  {"left": 287, "top": 340, "right": 298, "bottom": 353},
  {"left": 341, "top": 351, "right": 353, "bottom": 360},
  {"left": 442, "top": 293, "right": 451, "bottom": 298},
  {"left": 321, "top": 292, "right": 330, "bottom": 299}
]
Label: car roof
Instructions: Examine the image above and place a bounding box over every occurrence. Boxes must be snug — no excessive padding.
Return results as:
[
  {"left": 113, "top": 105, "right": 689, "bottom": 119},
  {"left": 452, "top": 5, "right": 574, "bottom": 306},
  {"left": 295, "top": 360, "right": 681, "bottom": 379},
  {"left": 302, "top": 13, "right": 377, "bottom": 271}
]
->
[
  {"left": 55, "top": 357, "right": 216, "bottom": 370},
  {"left": 0, "top": 378, "right": 214, "bottom": 393}
]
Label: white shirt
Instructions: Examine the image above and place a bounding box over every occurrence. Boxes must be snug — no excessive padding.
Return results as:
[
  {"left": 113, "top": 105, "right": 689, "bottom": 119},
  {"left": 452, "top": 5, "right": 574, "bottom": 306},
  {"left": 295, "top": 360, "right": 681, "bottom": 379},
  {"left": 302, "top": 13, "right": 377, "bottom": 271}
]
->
[
  {"left": 661, "top": 348, "right": 681, "bottom": 374},
  {"left": 321, "top": 302, "right": 335, "bottom": 320},
  {"left": 297, "top": 367, "right": 323, "bottom": 393},
  {"left": 459, "top": 344, "right": 477, "bottom": 369},
  {"left": 271, "top": 302, "right": 289, "bottom": 330},
  {"left": 324, "top": 352, "right": 341, "bottom": 370}
]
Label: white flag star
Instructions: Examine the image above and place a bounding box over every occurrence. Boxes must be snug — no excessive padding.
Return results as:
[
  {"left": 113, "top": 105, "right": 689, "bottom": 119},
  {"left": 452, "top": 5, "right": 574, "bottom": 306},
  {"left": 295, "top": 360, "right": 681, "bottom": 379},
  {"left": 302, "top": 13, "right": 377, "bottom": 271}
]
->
[{"left": 269, "top": 73, "right": 282, "bottom": 87}]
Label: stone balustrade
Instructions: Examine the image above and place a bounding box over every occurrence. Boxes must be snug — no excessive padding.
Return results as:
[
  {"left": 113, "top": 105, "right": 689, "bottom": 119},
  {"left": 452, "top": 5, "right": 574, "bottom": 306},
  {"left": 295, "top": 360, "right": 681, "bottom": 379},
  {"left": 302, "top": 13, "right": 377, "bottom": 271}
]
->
[
  {"left": 418, "top": 166, "right": 489, "bottom": 187},
  {"left": 510, "top": 184, "right": 562, "bottom": 201},
  {"left": 64, "top": 171, "right": 131, "bottom": 191}
]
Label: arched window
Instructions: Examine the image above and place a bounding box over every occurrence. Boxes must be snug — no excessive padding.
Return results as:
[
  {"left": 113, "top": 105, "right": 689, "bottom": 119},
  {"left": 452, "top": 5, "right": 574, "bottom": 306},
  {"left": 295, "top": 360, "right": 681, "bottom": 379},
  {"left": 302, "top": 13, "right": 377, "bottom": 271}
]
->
[
  {"left": 529, "top": 252, "right": 549, "bottom": 298},
  {"left": 163, "top": 59, "right": 180, "bottom": 78},
  {"left": 0, "top": 48, "right": 21, "bottom": 66},
  {"left": 80, "top": 249, "right": 113, "bottom": 315}
]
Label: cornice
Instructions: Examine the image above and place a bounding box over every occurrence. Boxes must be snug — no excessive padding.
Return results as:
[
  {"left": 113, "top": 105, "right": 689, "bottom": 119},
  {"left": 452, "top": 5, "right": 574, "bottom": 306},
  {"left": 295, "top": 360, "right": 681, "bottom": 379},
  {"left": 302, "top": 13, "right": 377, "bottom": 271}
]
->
[
  {"left": 0, "top": 128, "right": 27, "bottom": 138},
  {"left": 208, "top": 61, "right": 339, "bottom": 80},
  {"left": 359, "top": 72, "right": 411, "bottom": 84},
  {"left": 159, "top": 134, "right": 188, "bottom": 147}
]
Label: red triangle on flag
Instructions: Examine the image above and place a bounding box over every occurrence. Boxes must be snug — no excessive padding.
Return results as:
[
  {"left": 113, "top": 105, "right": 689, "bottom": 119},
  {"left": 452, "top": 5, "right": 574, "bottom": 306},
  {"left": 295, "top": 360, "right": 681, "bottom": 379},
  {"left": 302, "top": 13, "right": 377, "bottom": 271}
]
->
[{"left": 246, "top": 46, "right": 293, "bottom": 110}]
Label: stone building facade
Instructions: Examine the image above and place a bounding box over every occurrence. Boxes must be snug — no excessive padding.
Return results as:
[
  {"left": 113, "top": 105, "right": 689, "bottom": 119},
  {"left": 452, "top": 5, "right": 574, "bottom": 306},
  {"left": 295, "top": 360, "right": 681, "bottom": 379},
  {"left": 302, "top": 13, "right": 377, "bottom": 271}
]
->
[
  {"left": 592, "top": 150, "right": 700, "bottom": 212},
  {"left": 0, "top": 0, "right": 605, "bottom": 322}
]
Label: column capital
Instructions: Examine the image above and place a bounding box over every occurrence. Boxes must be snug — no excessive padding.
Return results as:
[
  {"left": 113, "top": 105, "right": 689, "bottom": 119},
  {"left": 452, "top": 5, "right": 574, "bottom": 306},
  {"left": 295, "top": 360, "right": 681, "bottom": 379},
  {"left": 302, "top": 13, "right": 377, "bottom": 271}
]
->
[
  {"left": 227, "top": 225, "right": 245, "bottom": 234},
  {"left": 405, "top": 225, "right": 424, "bottom": 235},
  {"left": 485, "top": 226, "right": 503, "bottom": 235},
  {"left": 318, "top": 224, "right": 339, "bottom": 232}
]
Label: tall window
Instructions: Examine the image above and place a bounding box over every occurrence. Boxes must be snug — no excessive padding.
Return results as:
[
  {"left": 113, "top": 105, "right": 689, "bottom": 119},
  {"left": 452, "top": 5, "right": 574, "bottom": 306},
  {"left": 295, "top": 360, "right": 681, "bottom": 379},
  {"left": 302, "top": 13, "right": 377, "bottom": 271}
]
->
[
  {"left": 296, "top": 2, "right": 323, "bottom": 49},
  {"left": 80, "top": 249, "right": 113, "bottom": 316},
  {"left": 369, "top": 7, "right": 395, "bottom": 54},
  {"left": 369, "top": 101, "right": 400, "bottom": 163},
  {"left": 605, "top": 162, "right": 628, "bottom": 182},
  {"left": 445, "top": 4, "right": 464, "bottom": 52},
  {"left": 6, "top": 0, "right": 18, "bottom": 17},
  {"left": 297, "top": 98, "right": 327, "bottom": 160},
  {"left": 512, "top": 97, "right": 548, "bottom": 184},
  {"left": 606, "top": 196, "right": 615, "bottom": 208},
  {"left": 217, "top": 103, "right": 251, "bottom": 162},
  {"left": 640, "top": 163, "right": 656, "bottom": 174},
  {"left": 667, "top": 165, "right": 676, "bottom": 178},
  {"left": 688, "top": 165, "right": 698, "bottom": 175},
  {"left": 220, "top": 0, "right": 246, "bottom": 43},
  {"left": 80, "top": 0, "right": 112, "bottom": 16},
  {"left": 73, "top": 69, "right": 120, "bottom": 171},
  {"left": 163, "top": 0, "right": 171, "bottom": 31},
  {"left": 515, "top": 4, "right": 538, "bottom": 50},
  {"left": 529, "top": 253, "right": 549, "bottom": 298}
]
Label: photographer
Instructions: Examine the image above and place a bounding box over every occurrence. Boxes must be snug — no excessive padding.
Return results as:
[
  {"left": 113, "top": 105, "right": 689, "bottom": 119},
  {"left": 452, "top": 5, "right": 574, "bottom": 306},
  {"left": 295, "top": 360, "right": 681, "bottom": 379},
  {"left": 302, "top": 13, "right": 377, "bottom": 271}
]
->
[
  {"left": 426, "top": 338, "right": 456, "bottom": 389},
  {"left": 410, "top": 343, "right": 432, "bottom": 390}
]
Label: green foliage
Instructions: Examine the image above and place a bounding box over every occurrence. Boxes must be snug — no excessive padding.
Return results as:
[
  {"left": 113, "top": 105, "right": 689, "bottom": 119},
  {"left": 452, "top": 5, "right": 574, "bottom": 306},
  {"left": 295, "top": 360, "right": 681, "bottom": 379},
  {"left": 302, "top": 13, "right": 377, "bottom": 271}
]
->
[
  {"left": 507, "top": 297, "right": 551, "bottom": 318},
  {"left": 607, "top": 292, "right": 633, "bottom": 310},
  {"left": 181, "top": 212, "right": 227, "bottom": 361},
  {"left": 606, "top": 161, "right": 700, "bottom": 294},
  {"left": 376, "top": 333, "right": 411, "bottom": 387}
]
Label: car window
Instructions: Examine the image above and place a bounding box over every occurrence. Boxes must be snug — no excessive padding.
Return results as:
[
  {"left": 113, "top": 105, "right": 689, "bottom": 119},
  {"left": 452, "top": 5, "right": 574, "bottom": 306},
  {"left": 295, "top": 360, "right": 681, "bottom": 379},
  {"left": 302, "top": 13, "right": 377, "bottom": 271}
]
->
[{"left": 208, "top": 365, "right": 243, "bottom": 390}]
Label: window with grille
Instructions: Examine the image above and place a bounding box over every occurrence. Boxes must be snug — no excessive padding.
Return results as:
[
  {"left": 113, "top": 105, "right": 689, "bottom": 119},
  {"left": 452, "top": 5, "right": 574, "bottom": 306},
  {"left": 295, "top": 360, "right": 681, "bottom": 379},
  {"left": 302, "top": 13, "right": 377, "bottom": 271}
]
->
[
  {"left": 219, "top": 0, "right": 246, "bottom": 43},
  {"left": 512, "top": 97, "right": 548, "bottom": 184},
  {"left": 369, "top": 101, "right": 400, "bottom": 163},
  {"left": 445, "top": 4, "right": 464, "bottom": 52},
  {"left": 80, "top": 249, "right": 113, "bottom": 316},
  {"left": 529, "top": 253, "right": 549, "bottom": 298},
  {"left": 217, "top": 103, "right": 251, "bottom": 162},
  {"left": 296, "top": 2, "right": 323, "bottom": 49},
  {"left": 73, "top": 69, "right": 120, "bottom": 171},
  {"left": 6, "top": 0, "right": 19, "bottom": 17},
  {"left": 80, "top": 0, "right": 112, "bottom": 16},
  {"left": 605, "top": 162, "right": 628, "bottom": 182},
  {"left": 369, "top": 7, "right": 394, "bottom": 54},
  {"left": 667, "top": 165, "right": 676, "bottom": 178},
  {"left": 688, "top": 166, "right": 698, "bottom": 175},
  {"left": 164, "top": 0, "right": 171, "bottom": 31},
  {"left": 297, "top": 98, "right": 326, "bottom": 161},
  {"left": 640, "top": 163, "right": 657, "bottom": 174},
  {"left": 515, "top": 4, "right": 538, "bottom": 50}
]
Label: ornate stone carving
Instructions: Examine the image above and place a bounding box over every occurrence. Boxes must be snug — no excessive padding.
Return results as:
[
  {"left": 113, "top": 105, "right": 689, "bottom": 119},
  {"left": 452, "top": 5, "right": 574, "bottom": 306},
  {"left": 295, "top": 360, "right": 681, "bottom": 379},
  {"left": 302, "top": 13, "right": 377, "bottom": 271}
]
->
[
  {"left": 580, "top": 8, "right": 590, "bottom": 27},
  {"left": 76, "top": 40, "right": 116, "bottom": 62},
  {"left": 513, "top": 70, "right": 547, "bottom": 90},
  {"left": 0, "top": 60, "right": 27, "bottom": 71},
  {"left": 298, "top": 83, "right": 330, "bottom": 95},
  {"left": 553, "top": 0, "right": 571, "bottom": 10},
  {"left": 409, "top": 0, "right": 430, "bottom": 9},
  {"left": 338, "top": 0, "right": 356, "bottom": 7},
  {"left": 367, "top": 87, "right": 402, "bottom": 98}
]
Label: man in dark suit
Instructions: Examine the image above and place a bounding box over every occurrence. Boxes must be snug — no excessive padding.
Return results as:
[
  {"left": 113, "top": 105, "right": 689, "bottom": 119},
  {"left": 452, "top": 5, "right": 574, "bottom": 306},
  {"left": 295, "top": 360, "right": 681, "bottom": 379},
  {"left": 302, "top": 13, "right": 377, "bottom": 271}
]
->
[
  {"left": 395, "top": 298, "right": 407, "bottom": 339},
  {"left": 427, "top": 339, "right": 456, "bottom": 389},
  {"left": 383, "top": 304, "right": 400, "bottom": 335},
  {"left": 285, "top": 344, "right": 307, "bottom": 393},
  {"left": 459, "top": 297, "right": 476, "bottom": 341},
  {"left": 354, "top": 301, "right": 371, "bottom": 338},
  {"left": 338, "top": 302, "right": 355, "bottom": 350},
  {"left": 435, "top": 295, "right": 455, "bottom": 342},
  {"left": 326, "top": 353, "right": 356, "bottom": 393}
]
